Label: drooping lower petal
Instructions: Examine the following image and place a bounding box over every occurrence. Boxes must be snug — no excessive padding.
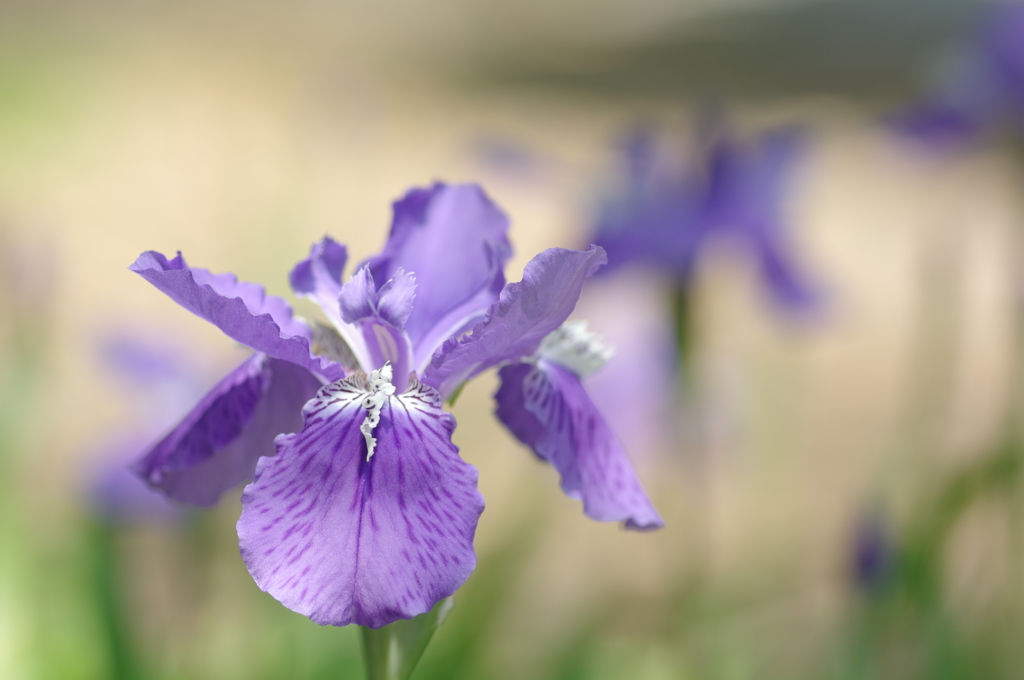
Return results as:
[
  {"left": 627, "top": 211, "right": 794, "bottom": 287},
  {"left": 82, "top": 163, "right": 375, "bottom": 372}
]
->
[
  {"left": 423, "top": 246, "right": 607, "bottom": 400},
  {"left": 237, "top": 375, "right": 483, "bottom": 629},
  {"left": 130, "top": 251, "right": 343, "bottom": 381},
  {"left": 134, "top": 355, "right": 323, "bottom": 506},
  {"left": 362, "top": 183, "right": 514, "bottom": 368},
  {"left": 495, "top": 360, "right": 663, "bottom": 530}
]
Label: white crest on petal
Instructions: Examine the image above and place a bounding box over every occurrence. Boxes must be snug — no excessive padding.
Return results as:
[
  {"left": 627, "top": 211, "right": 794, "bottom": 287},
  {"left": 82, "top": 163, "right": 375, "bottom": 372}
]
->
[
  {"left": 538, "top": 321, "right": 614, "bottom": 377},
  {"left": 360, "top": 363, "right": 396, "bottom": 460}
]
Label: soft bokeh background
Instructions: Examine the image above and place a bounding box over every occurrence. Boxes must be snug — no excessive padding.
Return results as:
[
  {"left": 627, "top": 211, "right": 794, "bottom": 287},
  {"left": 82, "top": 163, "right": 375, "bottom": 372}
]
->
[{"left": 3, "top": 1, "right": 1024, "bottom": 678}]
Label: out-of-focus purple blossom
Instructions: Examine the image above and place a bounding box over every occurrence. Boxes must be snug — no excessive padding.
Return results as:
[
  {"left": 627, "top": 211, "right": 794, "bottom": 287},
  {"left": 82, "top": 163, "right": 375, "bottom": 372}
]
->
[
  {"left": 100, "top": 334, "right": 192, "bottom": 387},
  {"left": 889, "top": 101, "right": 986, "bottom": 148},
  {"left": 127, "top": 181, "right": 661, "bottom": 628},
  {"left": 893, "top": 4, "right": 1024, "bottom": 146},
  {"left": 89, "top": 442, "right": 182, "bottom": 525},
  {"left": 593, "top": 124, "right": 822, "bottom": 316},
  {"left": 86, "top": 333, "right": 206, "bottom": 524},
  {"left": 571, "top": 270, "right": 679, "bottom": 460},
  {"left": 850, "top": 511, "right": 897, "bottom": 593},
  {"left": 470, "top": 135, "right": 553, "bottom": 181}
]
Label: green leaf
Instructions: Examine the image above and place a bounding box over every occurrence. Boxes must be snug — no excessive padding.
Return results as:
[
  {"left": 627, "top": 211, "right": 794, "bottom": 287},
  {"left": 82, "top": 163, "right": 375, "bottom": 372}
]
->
[{"left": 360, "top": 597, "right": 455, "bottom": 680}]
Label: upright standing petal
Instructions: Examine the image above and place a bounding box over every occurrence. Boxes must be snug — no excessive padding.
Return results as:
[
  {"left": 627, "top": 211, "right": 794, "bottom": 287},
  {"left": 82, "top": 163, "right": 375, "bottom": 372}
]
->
[
  {"left": 134, "top": 355, "right": 324, "bottom": 506},
  {"left": 423, "top": 246, "right": 606, "bottom": 400},
  {"left": 290, "top": 237, "right": 377, "bottom": 372},
  {"left": 339, "top": 266, "right": 378, "bottom": 324},
  {"left": 238, "top": 375, "right": 484, "bottom": 628},
  {"left": 363, "top": 183, "right": 514, "bottom": 369},
  {"left": 130, "top": 251, "right": 344, "bottom": 381},
  {"left": 339, "top": 266, "right": 416, "bottom": 389},
  {"left": 495, "top": 360, "right": 663, "bottom": 530},
  {"left": 289, "top": 236, "right": 348, "bottom": 315},
  {"left": 375, "top": 269, "right": 417, "bottom": 329}
]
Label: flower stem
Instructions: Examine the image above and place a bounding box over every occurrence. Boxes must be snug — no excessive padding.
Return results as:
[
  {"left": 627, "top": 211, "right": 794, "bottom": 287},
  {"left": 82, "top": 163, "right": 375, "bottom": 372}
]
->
[
  {"left": 89, "top": 520, "right": 139, "bottom": 680},
  {"left": 670, "top": 284, "right": 693, "bottom": 367},
  {"left": 360, "top": 597, "right": 454, "bottom": 680}
]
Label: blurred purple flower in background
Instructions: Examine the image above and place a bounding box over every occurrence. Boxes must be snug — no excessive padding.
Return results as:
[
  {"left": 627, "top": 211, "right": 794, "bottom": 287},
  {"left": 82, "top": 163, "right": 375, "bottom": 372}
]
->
[
  {"left": 469, "top": 134, "right": 554, "bottom": 182},
  {"left": 572, "top": 121, "right": 824, "bottom": 463},
  {"left": 893, "top": 3, "right": 1024, "bottom": 146},
  {"left": 87, "top": 333, "right": 201, "bottom": 524},
  {"left": 128, "top": 182, "right": 661, "bottom": 628},
  {"left": 850, "top": 510, "right": 897, "bottom": 594},
  {"left": 90, "top": 445, "right": 181, "bottom": 524},
  {"left": 593, "top": 123, "right": 821, "bottom": 315},
  {"left": 570, "top": 271, "right": 679, "bottom": 461}
]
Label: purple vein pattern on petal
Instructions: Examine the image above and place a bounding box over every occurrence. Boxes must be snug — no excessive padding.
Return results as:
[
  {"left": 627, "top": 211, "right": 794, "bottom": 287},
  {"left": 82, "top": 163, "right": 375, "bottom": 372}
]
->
[
  {"left": 134, "top": 354, "right": 323, "bottom": 506},
  {"left": 130, "top": 251, "right": 344, "bottom": 381},
  {"left": 237, "top": 376, "right": 484, "bottom": 628},
  {"left": 423, "top": 246, "right": 607, "bottom": 400},
  {"left": 495, "top": 360, "right": 663, "bottom": 530},
  {"left": 364, "top": 183, "right": 513, "bottom": 368}
]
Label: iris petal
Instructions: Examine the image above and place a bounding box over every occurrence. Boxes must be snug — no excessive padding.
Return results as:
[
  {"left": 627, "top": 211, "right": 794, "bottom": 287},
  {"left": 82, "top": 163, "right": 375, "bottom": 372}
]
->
[
  {"left": 339, "top": 266, "right": 377, "bottom": 324},
  {"left": 290, "top": 238, "right": 376, "bottom": 371},
  {"left": 339, "top": 266, "right": 415, "bottom": 387},
  {"left": 289, "top": 236, "right": 347, "bottom": 313},
  {"left": 134, "top": 354, "right": 323, "bottom": 506},
  {"left": 375, "top": 269, "right": 417, "bottom": 330},
  {"left": 340, "top": 266, "right": 417, "bottom": 332},
  {"left": 706, "top": 128, "right": 822, "bottom": 314},
  {"left": 130, "top": 251, "right": 344, "bottom": 381},
  {"left": 495, "top": 360, "right": 663, "bottom": 530},
  {"left": 364, "top": 183, "right": 513, "bottom": 369},
  {"left": 237, "top": 375, "right": 484, "bottom": 628},
  {"left": 423, "top": 246, "right": 606, "bottom": 400}
]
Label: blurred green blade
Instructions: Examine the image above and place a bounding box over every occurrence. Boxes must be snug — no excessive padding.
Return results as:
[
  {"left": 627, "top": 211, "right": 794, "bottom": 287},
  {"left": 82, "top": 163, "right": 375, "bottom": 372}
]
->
[{"left": 360, "top": 597, "right": 455, "bottom": 680}]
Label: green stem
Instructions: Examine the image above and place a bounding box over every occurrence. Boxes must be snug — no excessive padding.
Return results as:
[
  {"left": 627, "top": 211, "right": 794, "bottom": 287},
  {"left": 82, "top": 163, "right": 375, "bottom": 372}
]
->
[
  {"left": 89, "top": 520, "right": 138, "bottom": 680},
  {"left": 670, "top": 284, "right": 693, "bottom": 369},
  {"left": 360, "top": 597, "right": 454, "bottom": 680}
]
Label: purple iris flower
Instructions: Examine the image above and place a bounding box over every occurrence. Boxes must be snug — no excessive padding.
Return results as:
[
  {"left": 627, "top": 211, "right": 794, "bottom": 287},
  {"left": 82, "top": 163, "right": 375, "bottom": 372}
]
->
[
  {"left": 593, "top": 125, "right": 820, "bottom": 315},
  {"left": 893, "top": 4, "right": 1024, "bottom": 145},
  {"left": 88, "top": 332, "right": 202, "bottom": 523},
  {"left": 129, "top": 182, "right": 662, "bottom": 628},
  {"left": 571, "top": 271, "right": 679, "bottom": 461}
]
